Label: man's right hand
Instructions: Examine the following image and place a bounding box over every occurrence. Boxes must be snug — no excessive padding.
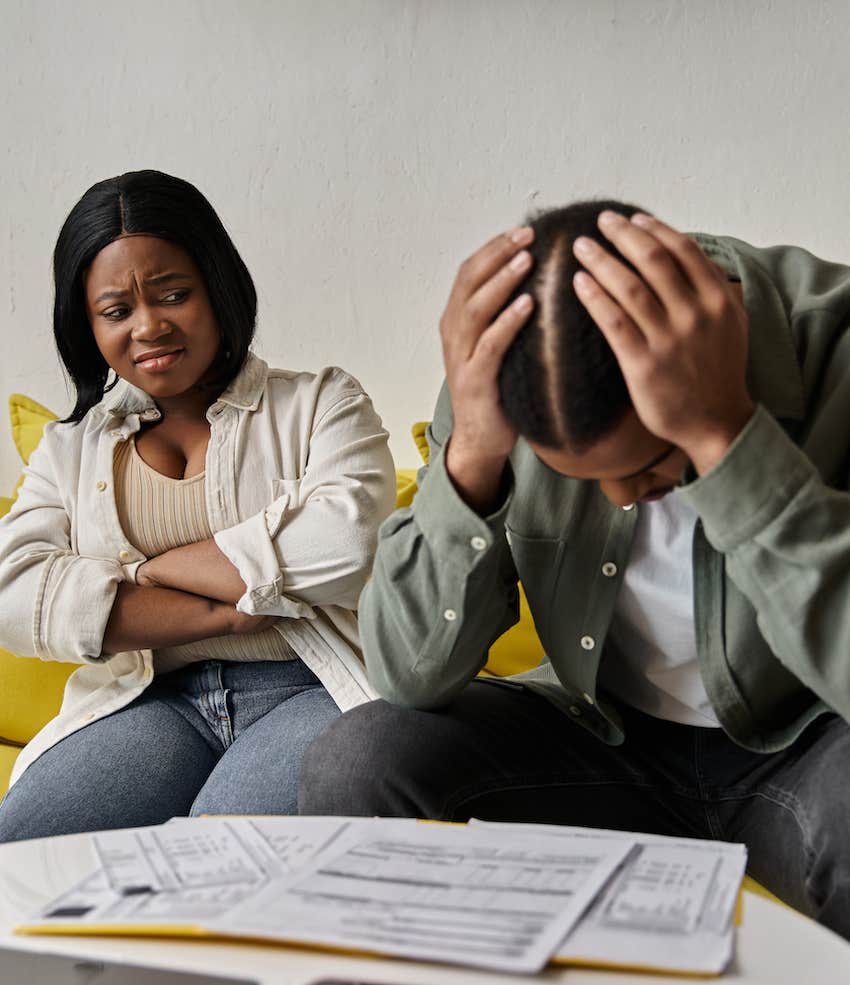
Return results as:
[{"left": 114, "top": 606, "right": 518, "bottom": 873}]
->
[{"left": 439, "top": 226, "right": 535, "bottom": 513}]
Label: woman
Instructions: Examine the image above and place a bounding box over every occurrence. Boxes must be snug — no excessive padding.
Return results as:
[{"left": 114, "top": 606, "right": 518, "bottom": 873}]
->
[{"left": 0, "top": 170, "right": 395, "bottom": 841}]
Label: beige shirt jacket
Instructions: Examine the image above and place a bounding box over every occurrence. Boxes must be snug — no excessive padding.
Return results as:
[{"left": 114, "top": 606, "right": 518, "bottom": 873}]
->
[{"left": 0, "top": 353, "right": 396, "bottom": 786}]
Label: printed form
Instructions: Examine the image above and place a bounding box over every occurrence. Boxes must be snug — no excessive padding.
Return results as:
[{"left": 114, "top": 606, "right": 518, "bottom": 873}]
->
[
  {"left": 472, "top": 820, "right": 747, "bottom": 975},
  {"left": 218, "top": 818, "right": 634, "bottom": 972},
  {"left": 23, "top": 817, "right": 634, "bottom": 974}
]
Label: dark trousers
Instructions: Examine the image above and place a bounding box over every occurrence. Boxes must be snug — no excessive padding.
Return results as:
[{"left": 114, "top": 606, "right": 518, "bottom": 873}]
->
[{"left": 299, "top": 679, "right": 850, "bottom": 941}]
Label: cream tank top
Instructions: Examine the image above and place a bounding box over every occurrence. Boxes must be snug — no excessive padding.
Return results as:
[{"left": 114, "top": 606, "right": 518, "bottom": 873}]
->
[{"left": 113, "top": 438, "right": 297, "bottom": 673}]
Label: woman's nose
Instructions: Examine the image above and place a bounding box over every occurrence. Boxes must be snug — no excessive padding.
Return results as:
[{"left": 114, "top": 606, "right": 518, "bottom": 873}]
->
[{"left": 131, "top": 305, "right": 171, "bottom": 341}]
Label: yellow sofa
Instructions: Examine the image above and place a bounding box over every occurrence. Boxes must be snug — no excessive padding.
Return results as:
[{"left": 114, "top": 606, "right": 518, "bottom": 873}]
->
[{"left": 0, "top": 396, "right": 77, "bottom": 792}]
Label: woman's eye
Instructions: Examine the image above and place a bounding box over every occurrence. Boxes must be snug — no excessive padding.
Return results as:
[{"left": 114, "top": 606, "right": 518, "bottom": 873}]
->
[
  {"left": 162, "top": 289, "right": 190, "bottom": 303},
  {"left": 103, "top": 307, "right": 129, "bottom": 320}
]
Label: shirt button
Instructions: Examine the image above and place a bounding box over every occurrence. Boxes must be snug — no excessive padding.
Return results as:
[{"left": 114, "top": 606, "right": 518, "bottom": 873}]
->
[
  {"left": 143, "top": 667, "right": 154, "bottom": 683},
  {"left": 583, "top": 692, "right": 594, "bottom": 705},
  {"left": 96, "top": 480, "right": 107, "bottom": 492},
  {"left": 110, "top": 429, "right": 122, "bottom": 439},
  {"left": 83, "top": 711, "right": 97, "bottom": 722},
  {"left": 580, "top": 635, "right": 595, "bottom": 650},
  {"left": 622, "top": 503, "right": 635, "bottom": 511},
  {"left": 569, "top": 705, "right": 582, "bottom": 717},
  {"left": 118, "top": 549, "right": 131, "bottom": 561},
  {"left": 443, "top": 608, "right": 458, "bottom": 622},
  {"left": 602, "top": 562, "right": 618, "bottom": 577},
  {"left": 470, "top": 536, "right": 487, "bottom": 552}
]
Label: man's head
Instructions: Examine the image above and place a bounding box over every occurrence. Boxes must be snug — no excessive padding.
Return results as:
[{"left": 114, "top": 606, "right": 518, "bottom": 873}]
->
[{"left": 498, "top": 199, "right": 689, "bottom": 505}]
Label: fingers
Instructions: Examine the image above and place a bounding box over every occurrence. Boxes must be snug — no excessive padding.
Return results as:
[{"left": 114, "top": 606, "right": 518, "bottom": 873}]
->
[
  {"left": 572, "top": 271, "right": 645, "bottom": 363},
  {"left": 465, "top": 246, "right": 533, "bottom": 329},
  {"left": 442, "top": 226, "right": 535, "bottom": 361},
  {"left": 630, "top": 212, "right": 727, "bottom": 295},
  {"left": 470, "top": 291, "right": 534, "bottom": 370},
  {"left": 583, "top": 211, "right": 695, "bottom": 320},
  {"left": 453, "top": 226, "right": 535, "bottom": 303}
]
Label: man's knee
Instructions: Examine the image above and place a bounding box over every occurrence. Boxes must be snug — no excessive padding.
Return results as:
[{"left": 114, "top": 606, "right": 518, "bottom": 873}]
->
[{"left": 298, "top": 699, "right": 446, "bottom": 818}]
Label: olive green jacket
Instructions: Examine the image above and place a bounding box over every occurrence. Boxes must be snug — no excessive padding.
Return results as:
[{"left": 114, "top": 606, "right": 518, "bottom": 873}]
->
[{"left": 360, "top": 234, "right": 850, "bottom": 753}]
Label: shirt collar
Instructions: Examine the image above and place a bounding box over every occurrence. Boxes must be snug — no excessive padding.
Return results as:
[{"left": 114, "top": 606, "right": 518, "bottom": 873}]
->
[
  {"left": 691, "top": 233, "right": 805, "bottom": 422},
  {"left": 104, "top": 351, "right": 269, "bottom": 419}
]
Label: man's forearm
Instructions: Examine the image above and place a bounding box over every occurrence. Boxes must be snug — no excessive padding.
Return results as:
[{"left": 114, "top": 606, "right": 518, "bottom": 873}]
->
[
  {"left": 137, "top": 538, "right": 246, "bottom": 604},
  {"left": 101, "top": 583, "right": 234, "bottom": 656}
]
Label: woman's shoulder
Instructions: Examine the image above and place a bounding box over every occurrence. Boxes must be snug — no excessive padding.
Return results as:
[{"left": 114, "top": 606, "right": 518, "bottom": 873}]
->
[
  {"left": 262, "top": 365, "right": 370, "bottom": 413},
  {"left": 38, "top": 401, "right": 115, "bottom": 451}
]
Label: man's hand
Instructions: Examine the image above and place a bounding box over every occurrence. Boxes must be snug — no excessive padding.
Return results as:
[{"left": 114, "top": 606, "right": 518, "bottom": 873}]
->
[
  {"left": 440, "top": 226, "right": 536, "bottom": 512},
  {"left": 572, "top": 212, "right": 755, "bottom": 476}
]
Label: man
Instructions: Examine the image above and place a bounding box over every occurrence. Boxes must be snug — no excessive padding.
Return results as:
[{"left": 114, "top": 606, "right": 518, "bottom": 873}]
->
[{"left": 299, "top": 201, "right": 850, "bottom": 939}]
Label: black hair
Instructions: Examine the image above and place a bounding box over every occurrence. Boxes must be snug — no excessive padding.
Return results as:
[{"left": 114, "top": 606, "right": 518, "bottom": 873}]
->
[
  {"left": 53, "top": 169, "right": 257, "bottom": 423},
  {"left": 498, "top": 199, "right": 646, "bottom": 451}
]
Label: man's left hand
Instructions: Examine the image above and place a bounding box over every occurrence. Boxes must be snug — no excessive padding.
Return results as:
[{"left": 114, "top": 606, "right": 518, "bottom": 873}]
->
[{"left": 572, "top": 211, "right": 755, "bottom": 476}]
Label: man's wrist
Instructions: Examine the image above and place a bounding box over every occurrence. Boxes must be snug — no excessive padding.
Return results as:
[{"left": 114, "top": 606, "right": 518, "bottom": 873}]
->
[
  {"left": 682, "top": 403, "right": 756, "bottom": 476},
  {"left": 445, "top": 438, "right": 510, "bottom": 516}
]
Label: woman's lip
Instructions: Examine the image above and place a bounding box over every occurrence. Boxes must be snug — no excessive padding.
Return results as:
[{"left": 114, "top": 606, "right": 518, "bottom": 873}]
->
[{"left": 135, "top": 349, "right": 184, "bottom": 373}]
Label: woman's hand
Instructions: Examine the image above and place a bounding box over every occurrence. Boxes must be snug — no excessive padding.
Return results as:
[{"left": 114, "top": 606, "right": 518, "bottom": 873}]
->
[
  {"left": 572, "top": 211, "right": 754, "bottom": 476},
  {"left": 227, "top": 609, "right": 282, "bottom": 635},
  {"left": 440, "top": 226, "right": 536, "bottom": 512},
  {"left": 135, "top": 539, "right": 246, "bottom": 603}
]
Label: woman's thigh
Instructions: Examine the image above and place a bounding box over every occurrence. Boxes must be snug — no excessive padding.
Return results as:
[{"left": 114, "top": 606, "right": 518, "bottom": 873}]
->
[
  {"left": 190, "top": 683, "right": 340, "bottom": 817},
  {"left": 0, "top": 694, "right": 218, "bottom": 844}
]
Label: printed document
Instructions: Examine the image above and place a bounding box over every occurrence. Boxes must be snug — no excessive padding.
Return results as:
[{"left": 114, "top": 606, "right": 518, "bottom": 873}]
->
[{"left": 472, "top": 820, "right": 747, "bottom": 975}]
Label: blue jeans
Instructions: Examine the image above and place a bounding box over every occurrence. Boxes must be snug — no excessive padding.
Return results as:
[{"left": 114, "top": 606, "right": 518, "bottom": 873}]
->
[
  {"left": 0, "top": 660, "right": 339, "bottom": 843},
  {"left": 299, "top": 679, "right": 850, "bottom": 941}
]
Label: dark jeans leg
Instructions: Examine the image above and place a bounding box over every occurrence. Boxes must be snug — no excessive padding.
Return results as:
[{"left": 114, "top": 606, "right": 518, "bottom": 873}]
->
[
  {"left": 707, "top": 713, "right": 850, "bottom": 940},
  {"left": 299, "top": 681, "right": 711, "bottom": 836}
]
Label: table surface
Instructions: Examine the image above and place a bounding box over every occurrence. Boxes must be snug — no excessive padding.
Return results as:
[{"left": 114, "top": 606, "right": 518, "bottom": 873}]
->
[{"left": 2, "top": 831, "right": 850, "bottom": 985}]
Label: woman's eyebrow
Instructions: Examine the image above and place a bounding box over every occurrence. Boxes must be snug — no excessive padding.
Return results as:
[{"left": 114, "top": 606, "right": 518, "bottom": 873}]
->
[
  {"left": 94, "top": 273, "right": 191, "bottom": 305},
  {"left": 616, "top": 443, "right": 677, "bottom": 481},
  {"left": 144, "top": 272, "right": 192, "bottom": 286}
]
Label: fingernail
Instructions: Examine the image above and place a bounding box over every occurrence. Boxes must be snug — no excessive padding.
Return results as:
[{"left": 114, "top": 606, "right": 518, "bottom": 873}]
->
[
  {"left": 514, "top": 293, "right": 533, "bottom": 312},
  {"left": 573, "top": 237, "right": 595, "bottom": 258},
  {"left": 510, "top": 250, "right": 531, "bottom": 271},
  {"left": 510, "top": 226, "right": 534, "bottom": 245},
  {"left": 598, "top": 210, "right": 623, "bottom": 228},
  {"left": 631, "top": 213, "right": 654, "bottom": 228},
  {"left": 573, "top": 271, "right": 593, "bottom": 292}
]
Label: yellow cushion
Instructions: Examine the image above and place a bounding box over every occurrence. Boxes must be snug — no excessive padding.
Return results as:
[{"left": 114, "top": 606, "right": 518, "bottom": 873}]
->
[
  {"left": 407, "top": 422, "right": 544, "bottom": 677},
  {"left": 9, "top": 393, "right": 57, "bottom": 498},
  {"left": 10, "top": 393, "right": 57, "bottom": 464},
  {"left": 395, "top": 469, "right": 418, "bottom": 510},
  {"left": 0, "top": 742, "right": 21, "bottom": 795},
  {"left": 0, "top": 648, "right": 75, "bottom": 747},
  {"left": 0, "top": 400, "right": 76, "bottom": 749}
]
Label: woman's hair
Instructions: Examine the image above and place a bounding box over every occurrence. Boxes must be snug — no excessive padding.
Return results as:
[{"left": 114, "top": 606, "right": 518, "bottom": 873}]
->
[
  {"left": 498, "top": 199, "right": 645, "bottom": 452},
  {"left": 53, "top": 170, "right": 257, "bottom": 423}
]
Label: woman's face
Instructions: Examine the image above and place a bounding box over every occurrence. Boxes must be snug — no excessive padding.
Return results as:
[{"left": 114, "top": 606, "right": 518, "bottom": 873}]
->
[{"left": 84, "top": 235, "right": 222, "bottom": 401}]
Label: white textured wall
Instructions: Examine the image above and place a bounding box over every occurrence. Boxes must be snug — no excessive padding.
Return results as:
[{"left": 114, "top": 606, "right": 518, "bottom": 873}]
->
[{"left": 2, "top": 0, "right": 850, "bottom": 486}]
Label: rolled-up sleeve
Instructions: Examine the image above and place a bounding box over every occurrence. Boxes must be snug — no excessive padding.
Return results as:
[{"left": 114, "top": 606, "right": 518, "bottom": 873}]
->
[
  {"left": 0, "top": 433, "right": 121, "bottom": 663},
  {"left": 214, "top": 380, "right": 396, "bottom": 617}
]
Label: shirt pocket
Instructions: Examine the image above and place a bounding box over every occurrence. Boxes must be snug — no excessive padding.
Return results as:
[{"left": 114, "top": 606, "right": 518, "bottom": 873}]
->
[{"left": 504, "top": 527, "right": 565, "bottom": 647}]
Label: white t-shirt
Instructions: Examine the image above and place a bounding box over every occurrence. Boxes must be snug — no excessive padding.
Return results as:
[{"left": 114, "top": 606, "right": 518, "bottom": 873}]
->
[{"left": 601, "top": 493, "right": 720, "bottom": 727}]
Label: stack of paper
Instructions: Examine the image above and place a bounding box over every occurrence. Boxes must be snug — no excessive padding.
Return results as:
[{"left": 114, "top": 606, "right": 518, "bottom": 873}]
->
[{"left": 17, "top": 816, "right": 746, "bottom": 976}]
